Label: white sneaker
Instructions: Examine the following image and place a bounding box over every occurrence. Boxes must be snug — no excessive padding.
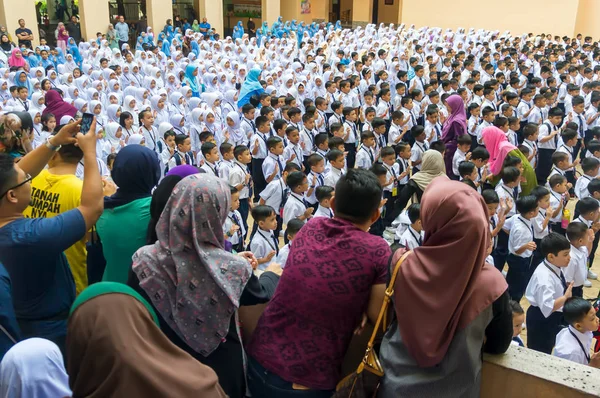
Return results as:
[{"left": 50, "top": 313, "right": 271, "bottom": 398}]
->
[
  {"left": 588, "top": 270, "right": 598, "bottom": 280},
  {"left": 585, "top": 279, "right": 593, "bottom": 288}
]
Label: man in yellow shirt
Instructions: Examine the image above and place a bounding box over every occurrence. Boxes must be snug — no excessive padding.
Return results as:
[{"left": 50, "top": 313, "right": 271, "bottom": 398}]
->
[{"left": 22, "top": 143, "right": 87, "bottom": 294}]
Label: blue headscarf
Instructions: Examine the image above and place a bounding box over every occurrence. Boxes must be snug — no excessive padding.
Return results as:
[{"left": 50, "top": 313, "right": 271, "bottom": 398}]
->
[
  {"left": 165, "top": 25, "right": 174, "bottom": 42},
  {"left": 136, "top": 36, "right": 144, "bottom": 51},
  {"left": 55, "top": 48, "right": 66, "bottom": 65},
  {"left": 190, "top": 41, "right": 199, "bottom": 57},
  {"left": 14, "top": 71, "right": 34, "bottom": 99},
  {"left": 67, "top": 38, "right": 82, "bottom": 66},
  {"left": 237, "top": 68, "right": 264, "bottom": 109},
  {"left": 26, "top": 53, "right": 40, "bottom": 68},
  {"left": 335, "top": 20, "right": 342, "bottom": 30},
  {"left": 183, "top": 64, "right": 200, "bottom": 96}
]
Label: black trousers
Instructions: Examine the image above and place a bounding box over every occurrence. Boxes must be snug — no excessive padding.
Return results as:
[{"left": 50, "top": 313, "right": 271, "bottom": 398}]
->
[
  {"left": 565, "top": 170, "right": 576, "bottom": 196},
  {"left": 251, "top": 157, "right": 266, "bottom": 202},
  {"left": 383, "top": 190, "right": 396, "bottom": 227},
  {"left": 536, "top": 148, "right": 554, "bottom": 186},
  {"left": 238, "top": 198, "right": 250, "bottom": 240},
  {"left": 572, "top": 285, "right": 584, "bottom": 298},
  {"left": 589, "top": 230, "right": 600, "bottom": 269},
  {"left": 527, "top": 305, "right": 564, "bottom": 354},
  {"left": 492, "top": 230, "right": 509, "bottom": 272},
  {"left": 345, "top": 143, "right": 357, "bottom": 169},
  {"left": 530, "top": 238, "right": 544, "bottom": 281},
  {"left": 506, "top": 254, "right": 532, "bottom": 303}
]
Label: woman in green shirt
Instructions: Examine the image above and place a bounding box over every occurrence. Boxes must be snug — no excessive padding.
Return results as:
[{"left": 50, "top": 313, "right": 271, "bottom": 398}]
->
[{"left": 97, "top": 145, "right": 160, "bottom": 283}]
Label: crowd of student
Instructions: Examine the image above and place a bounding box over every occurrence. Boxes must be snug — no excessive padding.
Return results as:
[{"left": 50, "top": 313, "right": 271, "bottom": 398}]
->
[{"left": 0, "top": 18, "right": 599, "bottom": 397}]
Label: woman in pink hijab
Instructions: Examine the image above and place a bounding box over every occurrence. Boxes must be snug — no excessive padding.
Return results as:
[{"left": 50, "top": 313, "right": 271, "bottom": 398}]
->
[
  {"left": 482, "top": 126, "right": 537, "bottom": 194},
  {"left": 7, "top": 48, "right": 25, "bottom": 68},
  {"left": 441, "top": 94, "right": 467, "bottom": 177},
  {"left": 378, "top": 178, "right": 511, "bottom": 397}
]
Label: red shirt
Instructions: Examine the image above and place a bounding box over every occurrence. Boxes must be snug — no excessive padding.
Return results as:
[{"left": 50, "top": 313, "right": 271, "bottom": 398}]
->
[{"left": 246, "top": 217, "right": 390, "bottom": 390}]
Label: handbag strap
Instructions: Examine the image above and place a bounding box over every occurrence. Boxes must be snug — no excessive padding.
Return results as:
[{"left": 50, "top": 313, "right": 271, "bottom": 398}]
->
[
  {"left": 0, "top": 324, "right": 17, "bottom": 345},
  {"left": 365, "top": 250, "right": 412, "bottom": 351}
]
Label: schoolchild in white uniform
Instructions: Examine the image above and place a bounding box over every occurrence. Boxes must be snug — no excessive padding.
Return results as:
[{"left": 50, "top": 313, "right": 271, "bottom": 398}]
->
[
  {"left": 282, "top": 171, "right": 314, "bottom": 226},
  {"left": 564, "top": 222, "right": 592, "bottom": 297},
  {"left": 553, "top": 298, "right": 600, "bottom": 367},
  {"left": 313, "top": 186, "right": 335, "bottom": 219},
  {"left": 223, "top": 187, "right": 246, "bottom": 253},
  {"left": 525, "top": 233, "right": 573, "bottom": 354},
  {"left": 249, "top": 205, "right": 280, "bottom": 271},
  {"left": 399, "top": 204, "right": 424, "bottom": 250},
  {"left": 276, "top": 219, "right": 304, "bottom": 268}
]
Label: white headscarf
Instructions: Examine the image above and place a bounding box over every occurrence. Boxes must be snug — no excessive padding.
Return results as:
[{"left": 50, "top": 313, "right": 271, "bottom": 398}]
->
[{"left": 0, "top": 338, "right": 71, "bottom": 398}]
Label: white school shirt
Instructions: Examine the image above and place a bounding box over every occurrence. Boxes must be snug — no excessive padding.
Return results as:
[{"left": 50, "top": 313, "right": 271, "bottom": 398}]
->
[
  {"left": 250, "top": 132, "right": 269, "bottom": 159},
  {"left": 306, "top": 172, "right": 325, "bottom": 205},
  {"left": 343, "top": 120, "right": 359, "bottom": 145},
  {"left": 229, "top": 160, "right": 250, "bottom": 199},
  {"left": 241, "top": 117, "right": 256, "bottom": 140},
  {"left": 260, "top": 178, "right": 288, "bottom": 213},
  {"left": 283, "top": 142, "right": 303, "bottom": 168},
  {"left": 276, "top": 242, "right": 291, "bottom": 268},
  {"left": 223, "top": 210, "right": 245, "bottom": 246},
  {"left": 388, "top": 122, "right": 403, "bottom": 145},
  {"left": 532, "top": 209, "right": 550, "bottom": 240},
  {"left": 300, "top": 127, "right": 315, "bottom": 156},
  {"left": 76, "top": 158, "right": 110, "bottom": 180},
  {"left": 201, "top": 160, "right": 219, "bottom": 177},
  {"left": 250, "top": 229, "right": 279, "bottom": 270},
  {"left": 506, "top": 129, "right": 518, "bottom": 147},
  {"left": 496, "top": 182, "right": 518, "bottom": 218},
  {"left": 585, "top": 106, "right": 600, "bottom": 129},
  {"left": 338, "top": 92, "right": 354, "bottom": 108},
  {"left": 525, "top": 260, "right": 567, "bottom": 318},
  {"left": 554, "top": 326, "right": 593, "bottom": 366},
  {"left": 425, "top": 120, "right": 442, "bottom": 143},
  {"left": 547, "top": 166, "right": 566, "bottom": 183},
  {"left": 517, "top": 100, "right": 532, "bottom": 119},
  {"left": 571, "top": 111, "right": 588, "bottom": 139},
  {"left": 376, "top": 100, "right": 392, "bottom": 120},
  {"left": 401, "top": 108, "right": 416, "bottom": 130},
  {"left": 575, "top": 175, "right": 594, "bottom": 199},
  {"left": 262, "top": 153, "right": 284, "bottom": 181},
  {"left": 217, "top": 159, "right": 233, "bottom": 182},
  {"left": 508, "top": 215, "right": 535, "bottom": 258},
  {"left": 522, "top": 139, "right": 538, "bottom": 168},
  {"left": 527, "top": 106, "right": 543, "bottom": 124},
  {"left": 314, "top": 149, "right": 331, "bottom": 175},
  {"left": 140, "top": 125, "right": 159, "bottom": 152},
  {"left": 382, "top": 162, "right": 401, "bottom": 192},
  {"left": 481, "top": 99, "right": 497, "bottom": 113},
  {"left": 452, "top": 148, "right": 467, "bottom": 177},
  {"left": 315, "top": 110, "right": 327, "bottom": 133},
  {"left": 314, "top": 205, "right": 334, "bottom": 219},
  {"left": 476, "top": 120, "right": 492, "bottom": 144},
  {"left": 355, "top": 145, "right": 375, "bottom": 170},
  {"left": 328, "top": 113, "right": 343, "bottom": 129},
  {"left": 410, "top": 141, "right": 428, "bottom": 171},
  {"left": 467, "top": 116, "right": 480, "bottom": 137},
  {"left": 400, "top": 226, "right": 424, "bottom": 250},
  {"left": 556, "top": 144, "right": 575, "bottom": 171},
  {"left": 549, "top": 189, "right": 568, "bottom": 223},
  {"left": 283, "top": 192, "right": 307, "bottom": 225},
  {"left": 565, "top": 243, "right": 589, "bottom": 288},
  {"left": 324, "top": 167, "right": 344, "bottom": 188},
  {"left": 538, "top": 121, "right": 559, "bottom": 150}
]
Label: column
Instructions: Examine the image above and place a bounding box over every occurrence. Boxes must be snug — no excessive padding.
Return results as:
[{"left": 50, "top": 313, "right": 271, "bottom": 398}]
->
[
  {"left": 0, "top": 0, "right": 39, "bottom": 47},
  {"left": 147, "top": 0, "right": 174, "bottom": 38},
  {"left": 194, "top": 0, "right": 224, "bottom": 38},
  {"left": 280, "top": 0, "right": 300, "bottom": 22},
  {"left": 574, "top": 0, "right": 600, "bottom": 38},
  {"left": 79, "top": 0, "right": 111, "bottom": 43},
  {"left": 351, "top": 0, "right": 372, "bottom": 28},
  {"left": 261, "top": 0, "right": 280, "bottom": 27}
]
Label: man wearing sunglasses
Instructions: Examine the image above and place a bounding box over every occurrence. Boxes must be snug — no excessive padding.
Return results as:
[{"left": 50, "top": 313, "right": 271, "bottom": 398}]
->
[{"left": 0, "top": 117, "right": 104, "bottom": 355}]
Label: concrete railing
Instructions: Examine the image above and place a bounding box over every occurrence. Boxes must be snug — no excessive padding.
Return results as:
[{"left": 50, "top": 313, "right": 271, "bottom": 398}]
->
[{"left": 482, "top": 345, "right": 600, "bottom": 397}]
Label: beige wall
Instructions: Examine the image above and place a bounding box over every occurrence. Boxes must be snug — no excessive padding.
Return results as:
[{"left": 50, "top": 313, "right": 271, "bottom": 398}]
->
[
  {"left": 79, "top": 0, "right": 111, "bottom": 43},
  {"left": 311, "top": 0, "right": 329, "bottom": 21},
  {"left": 401, "top": 0, "right": 579, "bottom": 37},
  {"left": 377, "top": 0, "right": 400, "bottom": 25},
  {"left": 574, "top": 0, "right": 600, "bottom": 39},
  {"left": 0, "top": 0, "right": 39, "bottom": 47},
  {"left": 262, "top": 0, "right": 280, "bottom": 26}
]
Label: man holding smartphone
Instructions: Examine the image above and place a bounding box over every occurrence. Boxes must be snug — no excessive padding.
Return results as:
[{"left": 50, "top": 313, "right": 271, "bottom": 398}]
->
[{"left": 0, "top": 117, "right": 104, "bottom": 355}]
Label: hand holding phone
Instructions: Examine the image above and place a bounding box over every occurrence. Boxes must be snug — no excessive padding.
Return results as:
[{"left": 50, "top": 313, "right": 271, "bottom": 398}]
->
[{"left": 80, "top": 113, "right": 95, "bottom": 135}]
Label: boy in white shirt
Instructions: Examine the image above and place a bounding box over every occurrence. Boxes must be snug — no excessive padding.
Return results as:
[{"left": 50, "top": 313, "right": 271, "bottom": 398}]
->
[
  {"left": 342, "top": 106, "right": 359, "bottom": 169},
  {"left": 167, "top": 135, "right": 196, "bottom": 171},
  {"left": 521, "top": 123, "right": 539, "bottom": 169},
  {"left": 276, "top": 219, "right": 304, "bottom": 268},
  {"left": 259, "top": 162, "right": 301, "bottom": 239},
  {"left": 223, "top": 187, "right": 246, "bottom": 252},
  {"left": 305, "top": 154, "right": 326, "bottom": 208},
  {"left": 452, "top": 134, "right": 472, "bottom": 180},
  {"left": 525, "top": 232, "right": 573, "bottom": 354},
  {"left": 399, "top": 204, "right": 424, "bottom": 250},
  {"left": 324, "top": 149, "right": 345, "bottom": 188},
  {"left": 554, "top": 297, "right": 600, "bottom": 367},
  {"left": 282, "top": 171, "right": 314, "bottom": 226},
  {"left": 506, "top": 195, "right": 538, "bottom": 302},
  {"left": 575, "top": 158, "right": 600, "bottom": 200},
  {"left": 388, "top": 111, "right": 408, "bottom": 146},
  {"left": 283, "top": 125, "right": 304, "bottom": 171},
  {"left": 564, "top": 222, "right": 592, "bottom": 298},
  {"left": 548, "top": 174, "right": 570, "bottom": 236},
  {"left": 313, "top": 186, "right": 334, "bottom": 219},
  {"left": 424, "top": 106, "right": 443, "bottom": 144},
  {"left": 217, "top": 143, "right": 235, "bottom": 182},
  {"left": 199, "top": 142, "right": 219, "bottom": 177},
  {"left": 249, "top": 205, "right": 280, "bottom": 271},
  {"left": 355, "top": 131, "right": 376, "bottom": 170},
  {"left": 229, "top": 145, "right": 253, "bottom": 236},
  {"left": 262, "top": 136, "right": 285, "bottom": 184},
  {"left": 410, "top": 126, "right": 429, "bottom": 174}
]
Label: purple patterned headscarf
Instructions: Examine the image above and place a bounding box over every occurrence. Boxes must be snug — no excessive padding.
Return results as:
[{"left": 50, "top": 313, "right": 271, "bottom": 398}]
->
[
  {"left": 132, "top": 174, "right": 252, "bottom": 356},
  {"left": 165, "top": 164, "right": 202, "bottom": 178}
]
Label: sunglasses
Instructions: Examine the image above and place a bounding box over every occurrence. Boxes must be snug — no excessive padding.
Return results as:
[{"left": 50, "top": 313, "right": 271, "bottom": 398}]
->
[{"left": 0, "top": 173, "right": 32, "bottom": 200}]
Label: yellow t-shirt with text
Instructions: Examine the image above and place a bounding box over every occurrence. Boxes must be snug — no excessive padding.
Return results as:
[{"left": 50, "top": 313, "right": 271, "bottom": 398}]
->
[{"left": 23, "top": 169, "right": 87, "bottom": 294}]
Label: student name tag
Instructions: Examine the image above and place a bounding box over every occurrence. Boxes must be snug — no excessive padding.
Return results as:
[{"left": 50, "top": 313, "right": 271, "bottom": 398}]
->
[{"left": 392, "top": 185, "right": 398, "bottom": 197}]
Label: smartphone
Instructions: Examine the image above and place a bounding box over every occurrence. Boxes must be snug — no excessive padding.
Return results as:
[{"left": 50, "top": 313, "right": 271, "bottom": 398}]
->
[{"left": 81, "top": 113, "right": 94, "bottom": 134}]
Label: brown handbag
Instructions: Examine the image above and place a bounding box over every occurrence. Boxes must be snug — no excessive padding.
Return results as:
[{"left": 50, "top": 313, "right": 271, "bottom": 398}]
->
[{"left": 333, "top": 249, "right": 411, "bottom": 398}]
